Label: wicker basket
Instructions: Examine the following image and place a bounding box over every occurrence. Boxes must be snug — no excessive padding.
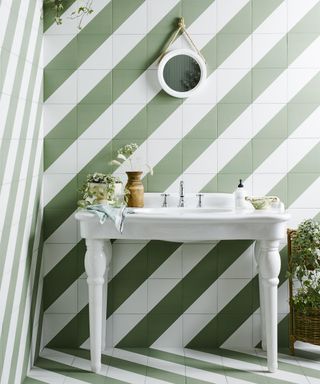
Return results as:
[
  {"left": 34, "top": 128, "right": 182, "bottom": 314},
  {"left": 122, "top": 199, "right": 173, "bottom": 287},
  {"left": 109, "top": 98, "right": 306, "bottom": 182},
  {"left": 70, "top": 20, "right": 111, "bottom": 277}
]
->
[{"left": 287, "top": 229, "right": 320, "bottom": 354}]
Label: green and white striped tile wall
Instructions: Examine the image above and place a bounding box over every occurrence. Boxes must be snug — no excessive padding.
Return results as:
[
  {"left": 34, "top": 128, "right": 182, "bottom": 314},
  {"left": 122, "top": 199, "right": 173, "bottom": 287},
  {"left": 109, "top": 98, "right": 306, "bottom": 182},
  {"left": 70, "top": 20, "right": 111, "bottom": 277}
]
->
[
  {"left": 0, "top": 0, "right": 43, "bottom": 383},
  {"left": 42, "top": 0, "right": 320, "bottom": 352}
]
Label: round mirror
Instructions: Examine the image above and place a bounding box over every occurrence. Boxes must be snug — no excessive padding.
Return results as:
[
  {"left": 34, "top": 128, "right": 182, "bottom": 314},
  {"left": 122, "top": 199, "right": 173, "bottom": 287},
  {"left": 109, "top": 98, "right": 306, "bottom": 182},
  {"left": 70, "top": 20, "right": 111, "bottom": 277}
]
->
[{"left": 158, "top": 49, "right": 207, "bottom": 98}]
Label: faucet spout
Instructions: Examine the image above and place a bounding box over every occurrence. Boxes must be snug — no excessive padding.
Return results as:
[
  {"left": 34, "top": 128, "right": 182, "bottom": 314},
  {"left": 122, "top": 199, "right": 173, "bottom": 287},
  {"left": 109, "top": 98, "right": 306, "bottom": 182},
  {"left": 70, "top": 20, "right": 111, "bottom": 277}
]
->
[{"left": 178, "top": 180, "right": 184, "bottom": 207}]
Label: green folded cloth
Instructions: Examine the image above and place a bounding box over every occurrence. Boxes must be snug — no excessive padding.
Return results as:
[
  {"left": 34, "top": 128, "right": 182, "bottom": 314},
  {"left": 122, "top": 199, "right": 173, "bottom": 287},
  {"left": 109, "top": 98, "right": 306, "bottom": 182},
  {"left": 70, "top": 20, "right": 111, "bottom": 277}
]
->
[{"left": 86, "top": 204, "right": 132, "bottom": 233}]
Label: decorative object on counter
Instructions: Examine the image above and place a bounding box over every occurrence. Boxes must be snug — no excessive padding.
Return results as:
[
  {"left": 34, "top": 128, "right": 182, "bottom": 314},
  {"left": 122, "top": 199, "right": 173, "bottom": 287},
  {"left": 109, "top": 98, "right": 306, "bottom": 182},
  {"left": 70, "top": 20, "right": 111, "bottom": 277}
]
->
[
  {"left": 246, "top": 195, "right": 280, "bottom": 210},
  {"left": 44, "top": 0, "right": 94, "bottom": 29},
  {"left": 287, "top": 220, "right": 320, "bottom": 354},
  {"left": 157, "top": 17, "right": 207, "bottom": 98},
  {"left": 77, "top": 173, "right": 122, "bottom": 207},
  {"left": 234, "top": 179, "right": 253, "bottom": 211},
  {"left": 111, "top": 143, "right": 153, "bottom": 208}
]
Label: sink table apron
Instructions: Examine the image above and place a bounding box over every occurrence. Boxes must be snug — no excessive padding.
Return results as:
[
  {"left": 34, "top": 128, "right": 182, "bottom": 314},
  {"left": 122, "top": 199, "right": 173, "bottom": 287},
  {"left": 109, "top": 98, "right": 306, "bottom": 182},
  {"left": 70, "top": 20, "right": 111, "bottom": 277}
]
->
[{"left": 76, "top": 211, "right": 289, "bottom": 374}]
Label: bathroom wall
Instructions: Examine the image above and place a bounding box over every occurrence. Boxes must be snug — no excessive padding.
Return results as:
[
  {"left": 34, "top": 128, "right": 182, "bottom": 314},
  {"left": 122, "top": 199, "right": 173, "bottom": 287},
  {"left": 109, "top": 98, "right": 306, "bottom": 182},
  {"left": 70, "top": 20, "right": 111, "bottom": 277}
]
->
[
  {"left": 42, "top": 0, "right": 320, "bottom": 351},
  {"left": 0, "top": 0, "right": 43, "bottom": 382}
]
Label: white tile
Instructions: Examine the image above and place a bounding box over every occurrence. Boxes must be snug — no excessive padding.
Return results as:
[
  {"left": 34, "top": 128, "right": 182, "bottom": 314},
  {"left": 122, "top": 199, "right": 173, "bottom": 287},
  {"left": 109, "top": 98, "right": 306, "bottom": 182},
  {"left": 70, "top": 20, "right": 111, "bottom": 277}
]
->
[
  {"left": 255, "top": 141, "right": 288, "bottom": 174},
  {"left": 288, "top": 138, "right": 318, "bottom": 170},
  {"left": 217, "top": 278, "right": 250, "bottom": 311},
  {"left": 290, "top": 105, "right": 320, "bottom": 138},
  {"left": 151, "top": 107, "right": 183, "bottom": 140},
  {"left": 115, "top": 72, "right": 147, "bottom": 104},
  {"left": 113, "top": 104, "right": 145, "bottom": 137},
  {"left": 40, "top": 348, "right": 74, "bottom": 366},
  {"left": 185, "top": 71, "right": 217, "bottom": 104},
  {"left": 221, "top": 244, "right": 254, "bottom": 279},
  {"left": 147, "top": 139, "right": 180, "bottom": 169},
  {"left": 43, "top": 104, "right": 76, "bottom": 137},
  {"left": 222, "top": 316, "right": 253, "bottom": 348},
  {"left": 217, "top": 69, "right": 248, "bottom": 102},
  {"left": 287, "top": 69, "right": 318, "bottom": 101},
  {"left": 221, "top": 36, "right": 252, "bottom": 69},
  {"left": 81, "top": 37, "right": 113, "bottom": 70},
  {"left": 77, "top": 69, "right": 107, "bottom": 102},
  {"left": 42, "top": 314, "right": 75, "bottom": 346},
  {"left": 151, "top": 247, "right": 182, "bottom": 278},
  {"left": 116, "top": 1, "right": 147, "bottom": 34},
  {"left": 255, "top": 1, "right": 287, "bottom": 34},
  {"left": 44, "top": 35, "right": 74, "bottom": 67},
  {"left": 112, "top": 314, "right": 145, "bottom": 345},
  {"left": 43, "top": 173, "right": 76, "bottom": 206},
  {"left": 152, "top": 317, "right": 183, "bottom": 347},
  {"left": 146, "top": 69, "right": 162, "bottom": 97},
  {"left": 45, "top": 213, "right": 78, "bottom": 244},
  {"left": 46, "top": 281, "right": 78, "bottom": 314},
  {"left": 182, "top": 243, "right": 216, "bottom": 277},
  {"left": 189, "top": 1, "right": 216, "bottom": 34},
  {"left": 217, "top": 138, "right": 249, "bottom": 171},
  {"left": 290, "top": 36, "right": 320, "bottom": 69},
  {"left": 185, "top": 142, "right": 218, "bottom": 174},
  {"left": 182, "top": 174, "right": 216, "bottom": 193},
  {"left": 252, "top": 103, "right": 285, "bottom": 136},
  {"left": 80, "top": 107, "right": 112, "bottom": 139},
  {"left": 256, "top": 71, "right": 287, "bottom": 104},
  {"left": 216, "top": 0, "right": 248, "bottom": 33},
  {"left": 147, "top": 0, "right": 178, "bottom": 31},
  {"left": 252, "top": 173, "right": 286, "bottom": 196},
  {"left": 186, "top": 366, "right": 228, "bottom": 384},
  {"left": 76, "top": 139, "right": 104, "bottom": 172},
  {"left": 112, "top": 242, "right": 147, "bottom": 277},
  {"left": 287, "top": 0, "right": 319, "bottom": 30},
  {"left": 220, "top": 105, "right": 252, "bottom": 139},
  {"left": 117, "top": 282, "right": 148, "bottom": 314},
  {"left": 253, "top": 35, "right": 286, "bottom": 68},
  {"left": 147, "top": 278, "right": 179, "bottom": 311},
  {"left": 46, "top": 142, "right": 77, "bottom": 174},
  {"left": 113, "top": 35, "right": 144, "bottom": 67},
  {"left": 46, "top": 72, "right": 77, "bottom": 104},
  {"left": 185, "top": 282, "right": 218, "bottom": 314},
  {"left": 183, "top": 104, "right": 215, "bottom": 137}
]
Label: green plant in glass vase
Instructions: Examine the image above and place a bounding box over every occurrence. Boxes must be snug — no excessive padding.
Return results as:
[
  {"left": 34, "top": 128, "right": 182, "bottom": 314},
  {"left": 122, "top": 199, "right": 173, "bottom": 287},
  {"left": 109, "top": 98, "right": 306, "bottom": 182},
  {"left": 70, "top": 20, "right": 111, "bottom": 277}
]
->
[{"left": 288, "top": 219, "right": 320, "bottom": 314}]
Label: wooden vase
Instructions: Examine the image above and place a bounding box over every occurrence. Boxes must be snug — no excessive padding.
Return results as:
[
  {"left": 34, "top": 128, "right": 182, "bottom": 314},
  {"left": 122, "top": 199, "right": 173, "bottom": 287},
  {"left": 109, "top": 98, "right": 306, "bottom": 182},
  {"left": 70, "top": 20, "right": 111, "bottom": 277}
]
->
[{"left": 125, "top": 171, "right": 144, "bottom": 207}]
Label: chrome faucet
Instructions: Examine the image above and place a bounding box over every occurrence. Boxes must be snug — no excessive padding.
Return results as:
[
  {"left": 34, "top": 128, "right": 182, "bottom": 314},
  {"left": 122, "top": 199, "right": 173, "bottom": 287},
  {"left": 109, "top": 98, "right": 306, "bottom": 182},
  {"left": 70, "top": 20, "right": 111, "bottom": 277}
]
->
[{"left": 178, "top": 180, "right": 184, "bottom": 207}]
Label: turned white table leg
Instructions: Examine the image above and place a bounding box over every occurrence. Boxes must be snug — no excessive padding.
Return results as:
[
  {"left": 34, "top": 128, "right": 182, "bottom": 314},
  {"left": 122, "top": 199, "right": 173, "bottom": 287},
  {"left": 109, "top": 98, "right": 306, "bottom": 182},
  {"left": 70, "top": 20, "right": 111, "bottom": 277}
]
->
[
  {"left": 254, "top": 241, "right": 267, "bottom": 351},
  {"left": 85, "top": 239, "right": 112, "bottom": 373},
  {"left": 260, "top": 240, "right": 281, "bottom": 373}
]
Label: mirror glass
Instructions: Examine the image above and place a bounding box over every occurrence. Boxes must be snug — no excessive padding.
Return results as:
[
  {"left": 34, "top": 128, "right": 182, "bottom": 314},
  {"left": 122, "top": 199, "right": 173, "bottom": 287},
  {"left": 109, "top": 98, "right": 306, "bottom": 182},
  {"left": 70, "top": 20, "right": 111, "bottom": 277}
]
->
[{"left": 163, "top": 54, "right": 201, "bottom": 92}]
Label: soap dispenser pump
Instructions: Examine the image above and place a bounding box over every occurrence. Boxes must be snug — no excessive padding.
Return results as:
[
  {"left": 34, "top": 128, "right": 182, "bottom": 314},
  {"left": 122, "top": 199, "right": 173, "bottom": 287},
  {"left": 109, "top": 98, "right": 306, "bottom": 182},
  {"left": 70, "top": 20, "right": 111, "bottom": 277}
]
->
[{"left": 234, "top": 179, "right": 249, "bottom": 210}]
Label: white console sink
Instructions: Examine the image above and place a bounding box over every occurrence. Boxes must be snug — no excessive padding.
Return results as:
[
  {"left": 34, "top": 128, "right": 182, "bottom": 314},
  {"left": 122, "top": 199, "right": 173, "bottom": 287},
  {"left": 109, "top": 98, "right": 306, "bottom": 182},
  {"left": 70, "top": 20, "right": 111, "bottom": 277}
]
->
[{"left": 75, "top": 192, "right": 289, "bottom": 374}]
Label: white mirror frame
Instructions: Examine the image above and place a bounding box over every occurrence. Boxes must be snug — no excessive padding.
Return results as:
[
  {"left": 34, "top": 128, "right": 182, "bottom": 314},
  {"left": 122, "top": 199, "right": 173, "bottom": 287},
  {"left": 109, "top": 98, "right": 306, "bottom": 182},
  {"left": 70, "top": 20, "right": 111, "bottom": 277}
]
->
[{"left": 158, "top": 48, "right": 207, "bottom": 98}]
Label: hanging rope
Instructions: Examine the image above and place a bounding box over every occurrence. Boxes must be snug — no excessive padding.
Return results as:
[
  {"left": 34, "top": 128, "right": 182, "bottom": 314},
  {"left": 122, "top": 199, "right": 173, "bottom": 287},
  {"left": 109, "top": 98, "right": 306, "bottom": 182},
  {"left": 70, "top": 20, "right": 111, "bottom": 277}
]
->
[{"left": 158, "top": 17, "right": 206, "bottom": 64}]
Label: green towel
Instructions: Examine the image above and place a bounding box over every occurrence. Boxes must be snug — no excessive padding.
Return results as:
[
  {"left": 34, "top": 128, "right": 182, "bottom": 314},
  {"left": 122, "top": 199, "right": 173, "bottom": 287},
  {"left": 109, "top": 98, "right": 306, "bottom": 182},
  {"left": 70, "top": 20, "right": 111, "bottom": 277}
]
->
[{"left": 86, "top": 204, "right": 132, "bottom": 233}]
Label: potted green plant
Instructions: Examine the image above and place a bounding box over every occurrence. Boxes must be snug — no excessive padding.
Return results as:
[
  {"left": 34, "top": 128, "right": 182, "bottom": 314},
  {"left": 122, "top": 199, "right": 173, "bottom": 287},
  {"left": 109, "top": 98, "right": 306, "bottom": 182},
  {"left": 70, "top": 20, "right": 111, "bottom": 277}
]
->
[
  {"left": 78, "top": 173, "right": 122, "bottom": 207},
  {"left": 288, "top": 219, "right": 320, "bottom": 348},
  {"left": 111, "top": 143, "right": 153, "bottom": 208}
]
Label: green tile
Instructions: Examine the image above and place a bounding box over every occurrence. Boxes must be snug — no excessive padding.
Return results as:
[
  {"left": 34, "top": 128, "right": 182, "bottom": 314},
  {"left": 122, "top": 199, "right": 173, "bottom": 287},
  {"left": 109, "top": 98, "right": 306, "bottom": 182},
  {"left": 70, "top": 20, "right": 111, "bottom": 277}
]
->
[
  {"left": 182, "top": 0, "right": 212, "bottom": 27},
  {"left": 80, "top": 73, "right": 112, "bottom": 104},
  {"left": 44, "top": 69, "right": 74, "bottom": 100},
  {"left": 268, "top": 175, "right": 287, "bottom": 207},
  {"left": 112, "top": 69, "right": 144, "bottom": 101},
  {"left": 113, "top": 0, "right": 146, "bottom": 30},
  {"left": 111, "top": 279, "right": 147, "bottom": 312},
  {"left": 291, "top": 2, "right": 320, "bottom": 33},
  {"left": 252, "top": 68, "right": 283, "bottom": 101},
  {"left": 182, "top": 139, "right": 212, "bottom": 169},
  {"left": 81, "top": 3, "right": 112, "bottom": 35},
  {"left": 221, "top": 2, "right": 252, "bottom": 34},
  {"left": 222, "top": 72, "right": 252, "bottom": 104},
  {"left": 292, "top": 143, "right": 320, "bottom": 173},
  {"left": 218, "top": 103, "right": 250, "bottom": 136},
  {"left": 217, "top": 174, "right": 251, "bottom": 193},
  {"left": 287, "top": 103, "right": 318, "bottom": 135},
  {"left": 150, "top": 12, "right": 182, "bottom": 36},
  {"left": 147, "top": 34, "right": 173, "bottom": 65},
  {"left": 222, "top": 143, "right": 252, "bottom": 174},
  {"left": 46, "top": 108, "right": 77, "bottom": 140},
  {"left": 147, "top": 314, "right": 178, "bottom": 343},
  {"left": 147, "top": 104, "right": 178, "bottom": 136},
  {"left": 147, "top": 241, "right": 181, "bottom": 275},
  {"left": 255, "top": 106, "right": 287, "bottom": 139},
  {"left": 116, "top": 107, "right": 147, "bottom": 140},
  {"left": 202, "top": 37, "right": 217, "bottom": 72},
  {"left": 290, "top": 72, "right": 320, "bottom": 104},
  {"left": 77, "top": 104, "right": 109, "bottom": 137},
  {"left": 149, "top": 89, "right": 183, "bottom": 105},
  {"left": 119, "top": 317, "right": 148, "bottom": 347},
  {"left": 186, "top": 107, "right": 217, "bottom": 139},
  {"left": 81, "top": 144, "right": 112, "bottom": 174},
  {"left": 288, "top": 34, "right": 318, "bottom": 65},
  {"left": 47, "top": 39, "right": 78, "bottom": 69},
  {"left": 252, "top": 0, "right": 283, "bottom": 30},
  {"left": 287, "top": 173, "right": 318, "bottom": 206},
  {"left": 217, "top": 34, "right": 250, "bottom": 67},
  {"left": 117, "top": 38, "right": 148, "bottom": 70},
  {"left": 44, "top": 138, "right": 74, "bottom": 170},
  {"left": 77, "top": 34, "right": 109, "bottom": 66},
  {"left": 252, "top": 138, "right": 283, "bottom": 169},
  {"left": 147, "top": 364, "right": 185, "bottom": 384},
  {"left": 152, "top": 285, "right": 183, "bottom": 315},
  {"left": 201, "top": 176, "right": 218, "bottom": 193},
  {"left": 255, "top": 37, "right": 287, "bottom": 68},
  {"left": 182, "top": 278, "right": 215, "bottom": 311},
  {"left": 147, "top": 173, "right": 180, "bottom": 192},
  {"left": 153, "top": 142, "right": 183, "bottom": 174}
]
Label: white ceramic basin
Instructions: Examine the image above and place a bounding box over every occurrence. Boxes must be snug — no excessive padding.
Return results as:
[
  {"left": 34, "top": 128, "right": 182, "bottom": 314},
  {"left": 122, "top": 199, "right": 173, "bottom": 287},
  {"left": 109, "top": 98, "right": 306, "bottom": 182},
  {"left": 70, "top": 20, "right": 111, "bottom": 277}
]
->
[{"left": 130, "top": 207, "right": 233, "bottom": 215}]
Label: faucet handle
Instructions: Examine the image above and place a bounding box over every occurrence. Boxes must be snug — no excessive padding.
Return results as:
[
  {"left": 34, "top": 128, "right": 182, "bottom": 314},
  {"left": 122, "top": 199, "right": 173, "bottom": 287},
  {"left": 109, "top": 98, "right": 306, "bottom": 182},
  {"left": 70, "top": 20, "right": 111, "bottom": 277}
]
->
[
  {"left": 161, "top": 193, "right": 170, "bottom": 207},
  {"left": 196, "top": 193, "right": 204, "bottom": 208}
]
